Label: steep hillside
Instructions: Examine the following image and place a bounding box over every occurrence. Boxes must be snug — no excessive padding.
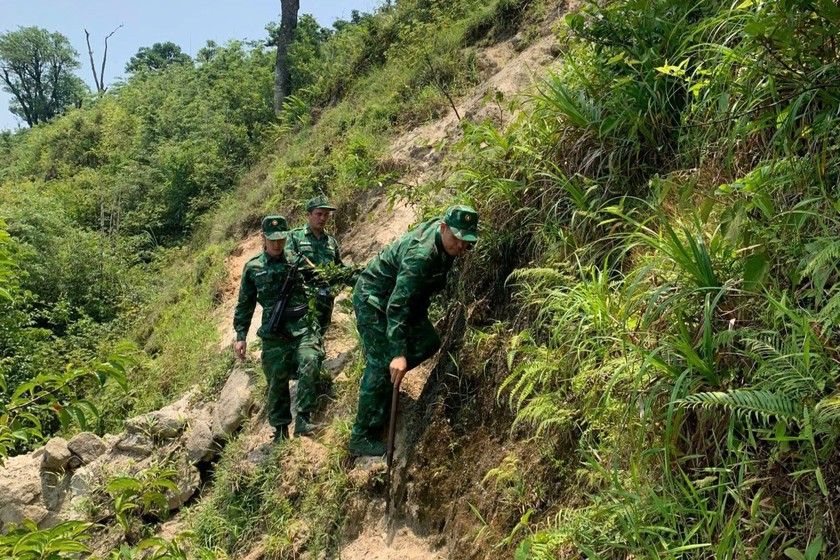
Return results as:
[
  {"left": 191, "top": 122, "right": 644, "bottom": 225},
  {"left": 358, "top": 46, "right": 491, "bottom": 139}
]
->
[{"left": 4, "top": 0, "right": 840, "bottom": 558}]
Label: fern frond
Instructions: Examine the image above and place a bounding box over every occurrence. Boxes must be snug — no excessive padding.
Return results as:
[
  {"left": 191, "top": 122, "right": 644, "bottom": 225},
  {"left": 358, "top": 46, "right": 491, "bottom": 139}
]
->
[
  {"left": 512, "top": 392, "right": 575, "bottom": 437},
  {"left": 680, "top": 389, "right": 802, "bottom": 424},
  {"left": 802, "top": 238, "right": 840, "bottom": 278},
  {"left": 814, "top": 394, "right": 840, "bottom": 424},
  {"left": 817, "top": 288, "right": 840, "bottom": 327}
]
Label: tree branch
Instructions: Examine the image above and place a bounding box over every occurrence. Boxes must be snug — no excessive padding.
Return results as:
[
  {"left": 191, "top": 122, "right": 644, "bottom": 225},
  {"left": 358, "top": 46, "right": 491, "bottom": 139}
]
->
[
  {"left": 99, "top": 24, "right": 123, "bottom": 94},
  {"left": 84, "top": 29, "right": 101, "bottom": 92}
]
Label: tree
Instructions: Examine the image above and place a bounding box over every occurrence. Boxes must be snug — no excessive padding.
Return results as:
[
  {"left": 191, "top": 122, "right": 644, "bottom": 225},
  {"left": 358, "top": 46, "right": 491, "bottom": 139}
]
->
[
  {"left": 125, "top": 42, "right": 191, "bottom": 74},
  {"left": 274, "top": 0, "right": 300, "bottom": 114},
  {"left": 0, "top": 27, "right": 87, "bottom": 126},
  {"left": 84, "top": 25, "right": 123, "bottom": 94}
]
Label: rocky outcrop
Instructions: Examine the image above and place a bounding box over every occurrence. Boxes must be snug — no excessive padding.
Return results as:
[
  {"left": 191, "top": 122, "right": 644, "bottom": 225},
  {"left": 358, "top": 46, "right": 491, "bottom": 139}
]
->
[{"left": 0, "top": 366, "right": 257, "bottom": 533}]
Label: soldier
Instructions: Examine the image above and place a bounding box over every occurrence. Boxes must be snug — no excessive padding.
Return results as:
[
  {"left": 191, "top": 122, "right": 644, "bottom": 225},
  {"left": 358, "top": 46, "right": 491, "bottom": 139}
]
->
[
  {"left": 288, "top": 196, "right": 345, "bottom": 332},
  {"left": 348, "top": 205, "right": 479, "bottom": 456},
  {"left": 233, "top": 215, "right": 325, "bottom": 442}
]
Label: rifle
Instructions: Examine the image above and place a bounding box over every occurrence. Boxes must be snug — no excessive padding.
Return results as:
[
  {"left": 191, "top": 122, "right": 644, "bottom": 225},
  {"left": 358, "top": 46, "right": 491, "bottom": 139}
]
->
[{"left": 267, "top": 253, "right": 308, "bottom": 333}]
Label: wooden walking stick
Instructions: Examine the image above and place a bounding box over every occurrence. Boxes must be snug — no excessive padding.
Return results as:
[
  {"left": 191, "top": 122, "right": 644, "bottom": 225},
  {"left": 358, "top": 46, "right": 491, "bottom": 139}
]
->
[{"left": 385, "top": 382, "right": 400, "bottom": 515}]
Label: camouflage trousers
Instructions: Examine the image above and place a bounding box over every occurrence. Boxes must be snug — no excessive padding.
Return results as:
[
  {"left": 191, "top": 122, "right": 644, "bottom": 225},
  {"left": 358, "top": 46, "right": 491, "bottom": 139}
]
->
[
  {"left": 260, "top": 328, "right": 325, "bottom": 428},
  {"left": 351, "top": 293, "right": 440, "bottom": 439},
  {"left": 315, "top": 297, "right": 334, "bottom": 332}
]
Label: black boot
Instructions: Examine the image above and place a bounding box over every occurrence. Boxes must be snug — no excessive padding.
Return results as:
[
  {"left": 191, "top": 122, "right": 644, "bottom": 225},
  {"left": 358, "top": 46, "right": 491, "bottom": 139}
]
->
[
  {"left": 294, "top": 413, "right": 320, "bottom": 437},
  {"left": 273, "top": 425, "right": 289, "bottom": 443}
]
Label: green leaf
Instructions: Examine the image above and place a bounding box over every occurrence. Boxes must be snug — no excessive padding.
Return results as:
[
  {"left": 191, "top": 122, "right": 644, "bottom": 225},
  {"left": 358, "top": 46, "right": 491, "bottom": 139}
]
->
[
  {"left": 565, "top": 13, "right": 585, "bottom": 32},
  {"left": 805, "top": 536, "right": 823, "bottom": 560},
  {"left": 784, "top": 548, "right": 806, "bottom": 560},
  {"left": 57, "top": 407, "right": 71, "bottom": 432},
  {"left": 752, "top": 192, "right": 775, "bottom": 219},
  {"left": 743, "top": 21, "right": 766, "bottom": 37},
  {"left": 107, "top": 477, "right": 143, "bottom": 493},
  {"left": 815, "top": 467, "right": 828, "bottom": 497},
  {"left": 514, "top": 538, "right": 531, "bottom": 560},
  {"left": 743, "top": 252, "right": 770, "bottom": 292}
]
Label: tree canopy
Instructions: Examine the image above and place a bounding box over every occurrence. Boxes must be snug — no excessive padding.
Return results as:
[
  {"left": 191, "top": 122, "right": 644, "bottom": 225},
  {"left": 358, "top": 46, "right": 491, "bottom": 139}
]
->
[
  {"left": 0, "top": 26, "right": 86, "bottom": 126},
  {"left": 125, "top": 41, "right": 192, "bottom": 74}
]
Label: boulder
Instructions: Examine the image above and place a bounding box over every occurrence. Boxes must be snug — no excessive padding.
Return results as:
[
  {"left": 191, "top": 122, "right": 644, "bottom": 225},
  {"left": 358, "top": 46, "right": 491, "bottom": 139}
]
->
[
  {"left": 41, "top": 438, "right": 72, "bottom": 471},
  {"left": 125, "top": 409, "right": 185, "bottom": 440},
  {"left": 0, "top": 454, "right": 41, "bottom": 508},
  {"left": 185, "top": 417, "right": 217, "bottom": 463},
  {"left": 69, "top": 467, "right": 93, "bottom": 499},
  {"left": 115, "top": 434, "right": 153, "bottom": 457},
  {"left": 212, "top": 368, "right": 255, "bottom": 438},
  {"left": 0, "top": 503, "right": 49, "bottom": 529},
  {"left": 166, "top": 457, "right": 200, "bottom": 511},
  {"left": 67, "top": 432, "right": 107, "bottom": 464}
]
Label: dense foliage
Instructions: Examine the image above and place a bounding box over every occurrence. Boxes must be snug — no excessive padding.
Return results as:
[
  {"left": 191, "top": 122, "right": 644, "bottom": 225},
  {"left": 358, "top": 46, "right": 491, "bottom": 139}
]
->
[{"left": 445, "top": 0, "right": 840, "bottom": 556}]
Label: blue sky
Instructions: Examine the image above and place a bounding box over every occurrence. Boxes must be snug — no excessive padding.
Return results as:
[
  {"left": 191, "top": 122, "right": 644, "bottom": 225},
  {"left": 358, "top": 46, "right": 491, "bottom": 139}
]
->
[{"left": 0, "top": 0, "right": 381, "bottom": 130}]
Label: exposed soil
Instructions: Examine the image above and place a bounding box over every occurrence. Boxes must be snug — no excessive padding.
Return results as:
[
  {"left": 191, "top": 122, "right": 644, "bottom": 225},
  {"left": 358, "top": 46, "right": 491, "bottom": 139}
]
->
[
  {"left": 217, "top": 232, "right": 264, "bottom": 351},
  {"left": 339, "top": 523, "right": 446, "bottom": 560},
  {"left": 389, "top": 32, "right": 561, "bottom": 188}
]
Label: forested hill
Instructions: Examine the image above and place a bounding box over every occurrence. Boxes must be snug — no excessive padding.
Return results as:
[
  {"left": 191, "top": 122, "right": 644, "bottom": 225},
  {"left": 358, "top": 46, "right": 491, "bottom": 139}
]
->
[{"left": 2, "top": 0, "right": 840, "bottom": 558}]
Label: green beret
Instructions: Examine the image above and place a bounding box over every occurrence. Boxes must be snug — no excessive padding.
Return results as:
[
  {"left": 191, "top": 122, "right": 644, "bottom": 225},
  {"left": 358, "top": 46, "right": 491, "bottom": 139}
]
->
[
  {"left": 306, "top": 196, "right": 337, "bottom": 213},
  {"left": 262, "top": 215, "right": 289, "bottom": 240},
  {"left": 444, "top": 205, "right": 479, "bottom": 242}
]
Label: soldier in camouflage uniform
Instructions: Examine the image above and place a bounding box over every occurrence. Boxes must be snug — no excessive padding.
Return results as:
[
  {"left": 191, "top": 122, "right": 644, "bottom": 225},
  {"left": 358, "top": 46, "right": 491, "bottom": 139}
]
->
[
  {"left": 233, "top": 216, "right": 325, "bottom": 442},
  {"left": 348, "top": 205, "right": 479, "bottom": 456},
  {"left": 288, "top": 196, "right": 346, "bottom": 332}
]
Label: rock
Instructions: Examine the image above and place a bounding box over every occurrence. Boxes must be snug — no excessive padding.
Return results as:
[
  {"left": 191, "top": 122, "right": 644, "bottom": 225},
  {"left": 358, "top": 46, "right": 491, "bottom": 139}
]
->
[
  {"left": 0, "top": 503, "right": 49, "bottom": 528},
  {"left": 67, "top": 432, "right": 106, "bottom": 464},
  {"left": 323, "top": 351, "right": 351, "bottom": 375},
  {"left": 185, "top": 418, "right": 217, "bottom": 463},
  {"left": 39, "top": 470, "right": 72, "bottom": 512},
  {"left": 115, "top": 434, "right": 153, "bottom": 457},
  {"left": 125, "top": 409, "right": 185, "bottom": 440},
  {"left": 212, "top": 368, "right": 255, "bottom": 438},
  {"left": 41, "top": 438, "right": 72, "bottom": 471},
  {"left": 69, "top": 467, "right": 93, "bottom": 499},
  {"left": 166, "top": 457, "right": 200, "bottom": 511},
  {"left": 0, "top": 454, "right": 41, "bottom": 507}
]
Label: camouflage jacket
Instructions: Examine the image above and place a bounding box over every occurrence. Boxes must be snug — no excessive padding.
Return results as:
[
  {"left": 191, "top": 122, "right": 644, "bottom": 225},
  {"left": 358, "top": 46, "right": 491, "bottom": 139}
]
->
[
  {"left": 355, "top": 217, "right": 454, "bottom": 357},
  {"left": 289, "top": 224, "right": 353, "bottom": 300},
  {"left": 233, "top": 250, "right": 313, "bottom": 341},
  {"left": 288, "top": 224, "right": 343, "bottom": 268}
]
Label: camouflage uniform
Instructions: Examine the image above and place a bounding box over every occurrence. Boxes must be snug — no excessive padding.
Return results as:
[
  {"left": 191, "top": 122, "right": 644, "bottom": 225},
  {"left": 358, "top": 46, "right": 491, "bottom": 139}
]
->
[
  {"left": 233, "top": 216, "right": 324, "bottom": 434},
  {"left": 350, "top": 206, "right": 479, "bottom": 453},
  {"left": 288, "top": 222, "right": 344, "bottom": 331}
]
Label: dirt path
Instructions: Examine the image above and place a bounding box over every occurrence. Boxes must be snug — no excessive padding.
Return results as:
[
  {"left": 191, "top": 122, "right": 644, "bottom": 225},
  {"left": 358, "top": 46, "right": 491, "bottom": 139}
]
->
[{"left": 339, "top": 524, "right": 445, "bottom": 560}]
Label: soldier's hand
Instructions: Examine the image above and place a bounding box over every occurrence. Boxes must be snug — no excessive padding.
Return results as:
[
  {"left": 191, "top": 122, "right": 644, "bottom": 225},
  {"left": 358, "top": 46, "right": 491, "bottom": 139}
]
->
[
  {"left": 235, "top": 340, "right": 247, "bottom": 361},
  {"left": 390, "top": 356, "right": 408, "bottom": 387}
]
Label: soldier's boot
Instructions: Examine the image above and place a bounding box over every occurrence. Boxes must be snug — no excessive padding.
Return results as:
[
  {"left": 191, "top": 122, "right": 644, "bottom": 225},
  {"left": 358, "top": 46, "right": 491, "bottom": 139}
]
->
[
  {"left": 273, "top": 425, "right": 290, "bottom": 443},
  {"left": 348, "top": 433, "right": 387, "bottom": 456},
  {"left": 294, "top": 414, "right": 320, "bottom": 437}
]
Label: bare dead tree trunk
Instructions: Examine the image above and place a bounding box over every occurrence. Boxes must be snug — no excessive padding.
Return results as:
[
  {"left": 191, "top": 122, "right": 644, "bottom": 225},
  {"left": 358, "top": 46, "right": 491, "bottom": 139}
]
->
[
  {"left": 274, "top": 0, "right": 300, "bottom": 115},
  {"left": 99, "top": 190, "right": 105, "bottom": 300},
  {"left": 84, "top": 25, "right": 123, "bottom": 94},
  {"left": 85, "top": 30, "right": 102, "bottom": 93}
]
